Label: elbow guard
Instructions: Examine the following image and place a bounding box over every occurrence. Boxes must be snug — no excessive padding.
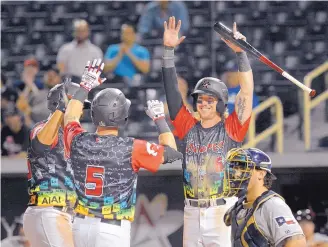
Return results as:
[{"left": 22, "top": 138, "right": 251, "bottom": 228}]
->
[{"left": 163, "top": 146, "right": 183, "bottom": 164}]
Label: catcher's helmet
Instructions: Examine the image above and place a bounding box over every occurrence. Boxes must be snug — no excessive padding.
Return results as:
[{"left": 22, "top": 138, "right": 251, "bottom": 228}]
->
[
  {"left": 224, "top": 148, "right": 276, "bottom": 197},
  {"left": 191, "top": 77, "right": 228, "bottom": 116},
  {"left": 47, "top": 79, "right": 91, "bottom": 112},
  {"left": 91, "top": 88, "right": 131, "bottom": 127}
]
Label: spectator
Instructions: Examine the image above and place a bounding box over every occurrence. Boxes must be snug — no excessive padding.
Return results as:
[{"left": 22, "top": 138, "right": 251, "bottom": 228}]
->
[
  {"left": 1, "top": 87, "right": 19, "bottom": 125},
  {"left": 1, "top": 106, "right": 29, "bottom": 158},
  {"left": 13, "top": 58, "right": 43, "bottom": 92},
  {"left": 221, "top": 61, "right": 259, "bottom": 115},
  {"left": 296, "top": 209, "right": 328, "bottom": 247},
  {"left": 43, "top": 66, "right": 62, "bottom": 89},
  {"left": 56, "top": 19, "right": 103, "bottom": 79},
  {"left": 104, "top": 24, "right": 150, "bottom": 86},
  {"left": 137, "top": 0, "right": 189, "bottom": 38}
]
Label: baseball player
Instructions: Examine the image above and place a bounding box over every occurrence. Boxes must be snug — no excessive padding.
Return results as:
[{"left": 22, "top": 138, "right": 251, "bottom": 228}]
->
[
  {"left": 162, "top": 17, "right": 254, "bottom": 246},
  {"left": 63, "top": 59, "right": 183, "bottom": 247},
  {"left": 224, "top": 148, "right": 306, "bottom": 247},
  {"left": 23, "top": 79, "right": 90, "bottom": 247}
]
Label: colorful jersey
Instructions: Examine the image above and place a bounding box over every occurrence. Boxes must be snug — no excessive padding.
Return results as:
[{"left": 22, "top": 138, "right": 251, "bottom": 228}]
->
[
  {"left": 27, "top": 121, "right": 76, "bottom": 208},
  {"left": 64, "top": 122, "right": 164, "bottom": 221},
  {"left": 172, "top": 106, "right": 250, "bottom": 199}
]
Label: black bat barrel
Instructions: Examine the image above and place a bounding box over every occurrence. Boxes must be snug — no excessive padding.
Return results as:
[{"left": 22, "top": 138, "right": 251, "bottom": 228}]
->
[{"left": 213, "top": 22, "right": 262, "bottom": 58}]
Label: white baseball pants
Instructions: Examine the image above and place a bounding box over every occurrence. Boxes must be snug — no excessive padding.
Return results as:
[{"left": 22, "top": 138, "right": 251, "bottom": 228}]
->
[
  {"left": 72, "top": 216, "right": 131, "bottom": 247},
  {"left": 183, "top": 197, "right": 238, "bottom": 247},
  {"left": 23, "top": 206, "right": 74, "bottom": 247}
]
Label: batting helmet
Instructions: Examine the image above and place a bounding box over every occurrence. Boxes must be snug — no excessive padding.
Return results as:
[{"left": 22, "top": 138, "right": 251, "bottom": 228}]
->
[
  {"left": 224, "top": 148, "right": 277, "bottom": 197},
  {"left": 191, "top": 77, "right": 228, "bottom": 116},
  {"left": 47, "top": 79, "right": 91, "bottom": 112},
  {"left": 91, "top": 88, "right": 131, "bottom": 127}
]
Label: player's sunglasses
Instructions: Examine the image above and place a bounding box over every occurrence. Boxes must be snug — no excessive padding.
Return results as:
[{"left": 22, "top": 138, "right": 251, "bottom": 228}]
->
[{"left": 196, "top": 97, "right": 217, "bottom": 104}]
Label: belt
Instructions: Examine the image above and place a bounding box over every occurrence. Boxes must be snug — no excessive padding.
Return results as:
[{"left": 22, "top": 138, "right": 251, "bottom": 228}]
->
[
  {"left": 185, "top": 198, "right": 226, "bottom": 208},
  {"left": 75, "top": 213, "right": 122, "bottom": 226},
  {"left": 53, "top": 206, "right": 74, "bottom": 215}
]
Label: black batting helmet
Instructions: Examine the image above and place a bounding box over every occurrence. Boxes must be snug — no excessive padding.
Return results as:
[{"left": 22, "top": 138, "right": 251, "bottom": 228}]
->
[
  {"left": 47, "top": 79, "right": 91, "bottom": 112},
  {"left": 91, "top": 88, "right": 131, "bottom": 127},
  {"left": 191, "top": 77, "right": 228, "bottom": 116}
]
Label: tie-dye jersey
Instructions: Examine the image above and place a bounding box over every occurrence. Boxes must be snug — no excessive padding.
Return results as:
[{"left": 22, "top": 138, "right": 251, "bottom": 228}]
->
[
  {"left": 64, "top": 121, "right": 165, "bottom": 221},
  {"left": 172, "top": 106, "right": 250, "bottom": 199},
  {"left": 27, "top": 121, "right": 76, "bottom": 208}
]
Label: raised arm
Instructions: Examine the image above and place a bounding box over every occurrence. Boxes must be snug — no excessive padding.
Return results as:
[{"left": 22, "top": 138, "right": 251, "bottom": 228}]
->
[
  {"left": 30, "top": 84, "right": 66, "bottom": 153},
  {"left": 221, "top": 22, "right": 253, "bottom": 124},
  {"left": 162, "top": 16, "right": 186, "bottom": 120}
]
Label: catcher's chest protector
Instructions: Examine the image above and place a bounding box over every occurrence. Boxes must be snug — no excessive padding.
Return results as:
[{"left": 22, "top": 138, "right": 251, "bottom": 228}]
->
[{"left": 231, "top": 190, "right": 280, "bottom": 247}]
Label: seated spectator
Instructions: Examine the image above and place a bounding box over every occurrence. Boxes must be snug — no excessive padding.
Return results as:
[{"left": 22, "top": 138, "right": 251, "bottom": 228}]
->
[
  {"left": 104, "top": 24, "right": 150, "bottom": 86},
  {"left": 1, "top": 106, "right": 29, "bottom": 158},
  {"left": 13, "top": 58, "right": 44, "bottom": 92},
  {"left": 43, "top": 66, "right": 62, "bottom": 89},
  {"left": 221, "top": 61, "right": 259, "bottom": 115},
  {"left": 138, "top": 0, "right": 189, "bottom": 39},
  {"left": 57, "top": 19, "right": 103, "bottom": 78},
  {"left": 295, "top": 209, "right": 328, "bottom": 247}
]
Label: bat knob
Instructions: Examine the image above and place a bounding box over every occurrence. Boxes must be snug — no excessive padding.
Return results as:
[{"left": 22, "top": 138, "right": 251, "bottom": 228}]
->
[{"left": 309, "top": 90, "right": 316, "bottom": 97}]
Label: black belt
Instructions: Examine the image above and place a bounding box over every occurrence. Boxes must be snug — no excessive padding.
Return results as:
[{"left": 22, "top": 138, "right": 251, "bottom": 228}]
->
[
  {"left": 75, "top": 213, "right": 122, "bottom": 226},
  {"left": 185, "top": 198, "right": 226, "bottom": 208},
  {"left": 53, "top": 206, "right": 74, "bottom": 215}
]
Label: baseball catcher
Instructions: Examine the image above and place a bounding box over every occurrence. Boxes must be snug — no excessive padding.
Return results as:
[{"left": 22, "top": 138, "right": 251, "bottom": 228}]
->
[
  {"left": 162, "top": 16, "right": 253, "bottom": 246},
  {"left": 224, "top": 148, "right": 306, "bottom": 247}
]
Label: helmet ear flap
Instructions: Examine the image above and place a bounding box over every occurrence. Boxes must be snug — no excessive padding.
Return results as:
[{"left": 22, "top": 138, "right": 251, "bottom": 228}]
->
[
  {"left": 216, "top": 100, "right": 226, "bottom": 117},
  {"left": 192, "top": 94, "right": 198, "bottom": 112}
]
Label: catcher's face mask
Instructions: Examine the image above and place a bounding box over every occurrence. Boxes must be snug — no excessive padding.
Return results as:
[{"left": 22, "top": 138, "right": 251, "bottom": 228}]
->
[{"left": 224, "top": 148, "right": 256, "bottom": 197}]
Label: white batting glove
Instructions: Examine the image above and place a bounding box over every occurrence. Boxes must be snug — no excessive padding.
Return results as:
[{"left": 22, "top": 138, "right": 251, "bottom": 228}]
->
[
  {"left": 80, "top": 59, "right": 107, "bottom": 91},
  {"left": 145, "top": 100, "right": 165, "bottom": 121}
]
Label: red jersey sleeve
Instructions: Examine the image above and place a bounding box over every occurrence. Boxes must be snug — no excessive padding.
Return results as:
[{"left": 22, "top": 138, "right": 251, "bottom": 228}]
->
[
  {"left": 131, "top": 139, "right": 164, "bottom": 173},
  {"left": 64, "top": 121, "right": 85, "bottom": 158},
  {"left": 225, "top": 110, "right": 251, "bottom": 142},
  {"left": 171, "top": 106, "right": 198, "bottom": 140}
]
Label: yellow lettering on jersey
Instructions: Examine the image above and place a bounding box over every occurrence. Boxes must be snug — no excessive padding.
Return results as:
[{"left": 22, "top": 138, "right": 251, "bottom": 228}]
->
[
  {"left": 102, "top": 206, "right": 112, "bottom": 215},
  {"left": 112, "top": 203, "right": 120, "bottom": 213},
  {"left": 75, "top": 204, "right": 89, "bottom": 215},
  {"left": 103, "top": 214, "right": 114, "bottom": 220}
]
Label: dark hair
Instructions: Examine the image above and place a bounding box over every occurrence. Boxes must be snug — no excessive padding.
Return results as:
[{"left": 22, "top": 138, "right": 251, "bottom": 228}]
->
[
  {"left": 121, "top": 22, "right": 136, "bottom": 31},
  {"left": 263, "top": 173, "right": 274, "bottom": 189}
]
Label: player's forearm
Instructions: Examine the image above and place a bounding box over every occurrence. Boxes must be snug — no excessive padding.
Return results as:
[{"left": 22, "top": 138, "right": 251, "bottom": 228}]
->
[
  {"left": 162, "top": 47, "right": 183, "bottom": 120},
  {"left": 64, "top": 87, "right": 87, "bottom": 127},
  {"left": 236, "top": 52, "right": 254, "bottom": 95},
  {"left": 127, "top": 52, "right": 150, "bottom": 74},
  {"left": 279, "top": 234, "right": 306, "bottom": 247},
  {"left": 154, "top": 118, "right": 177, "bottom": 150},
  {"left": 235, "top": 52, "right": 254, "bottom": 123},
  {"left": 37, "top": 110, "right": 64, "bottom": 145}
]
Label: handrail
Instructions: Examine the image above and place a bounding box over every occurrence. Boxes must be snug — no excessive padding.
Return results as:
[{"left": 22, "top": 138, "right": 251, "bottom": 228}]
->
[
  {"left": 303, "top": 62, "right": 328, "bottom": 150},
  {"left": 242, "top": 96, "right": 284, "bottom": 153}
]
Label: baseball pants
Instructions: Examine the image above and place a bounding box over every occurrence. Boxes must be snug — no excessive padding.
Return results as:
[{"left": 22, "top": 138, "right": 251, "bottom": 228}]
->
[
  {"left": 183, "top": 197, "right": 238, "bottom": 247},
  {"left": 72, "top": 215, "right": 131, "bottom": 247},
  {"left": 23, "top": 206, "right": 74, "bottom": 247}
]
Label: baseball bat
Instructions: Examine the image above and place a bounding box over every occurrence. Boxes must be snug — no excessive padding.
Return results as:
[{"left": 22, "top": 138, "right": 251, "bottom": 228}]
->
[{"left": 213, "top": 22, "right": 316, "bottom": 97}]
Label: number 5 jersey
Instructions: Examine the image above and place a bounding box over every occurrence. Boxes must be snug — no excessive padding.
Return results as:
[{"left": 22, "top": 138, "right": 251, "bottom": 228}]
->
[{"left": 64, "top": 121, "right": 166, "bottom": 221}]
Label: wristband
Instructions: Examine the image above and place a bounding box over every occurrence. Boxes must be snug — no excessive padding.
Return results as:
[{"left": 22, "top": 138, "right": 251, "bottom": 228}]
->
[
  {"left": 73, "top": 87, "right": 89, "bottom": 104},
  {"left": 236, "top": 52, "right": 251, "bottom": 72}
]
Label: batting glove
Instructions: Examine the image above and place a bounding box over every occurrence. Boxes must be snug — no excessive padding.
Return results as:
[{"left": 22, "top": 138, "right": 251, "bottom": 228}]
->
[
  {"left": 145, "top": 100, "right": 165, "bottom": 121},
  {"left": 80, "top": 59, "right": 107, "bottom": 92}
]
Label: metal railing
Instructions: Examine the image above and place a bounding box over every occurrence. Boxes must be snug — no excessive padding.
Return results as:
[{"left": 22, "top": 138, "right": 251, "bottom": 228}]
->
[
  {"left": 242, "top": 96, "right": 284, "bottom": 153},
  {"left": 303, "top": 61, "right": 328, "bottom": 151}
]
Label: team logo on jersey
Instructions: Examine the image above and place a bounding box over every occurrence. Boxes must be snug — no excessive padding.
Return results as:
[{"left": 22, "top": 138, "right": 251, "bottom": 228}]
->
[
  {"left": 146, "top": 142, "right": 158, "bottom": 156},
  {"left": 275, "top": 216, "right": 296, "bottom": 227}
]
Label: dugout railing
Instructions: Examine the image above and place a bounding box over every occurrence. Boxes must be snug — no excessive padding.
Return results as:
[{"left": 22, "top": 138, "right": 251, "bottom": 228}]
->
[
  {"left": 303, "top": 61, "right": 328, "bottom": 151},
  {"left": 242, "top": 96, "right": 284, "bottom": 153}
]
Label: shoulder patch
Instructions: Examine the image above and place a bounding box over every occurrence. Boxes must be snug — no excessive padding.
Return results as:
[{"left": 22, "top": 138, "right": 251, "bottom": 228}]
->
[{"left": 275, "top": 216, "right": 296, "bottom": 227}]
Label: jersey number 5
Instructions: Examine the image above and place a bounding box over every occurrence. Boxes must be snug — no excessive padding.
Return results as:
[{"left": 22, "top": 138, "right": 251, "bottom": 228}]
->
[{"left": 85, "top": 165, "right": 105, "bottom": 197}]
